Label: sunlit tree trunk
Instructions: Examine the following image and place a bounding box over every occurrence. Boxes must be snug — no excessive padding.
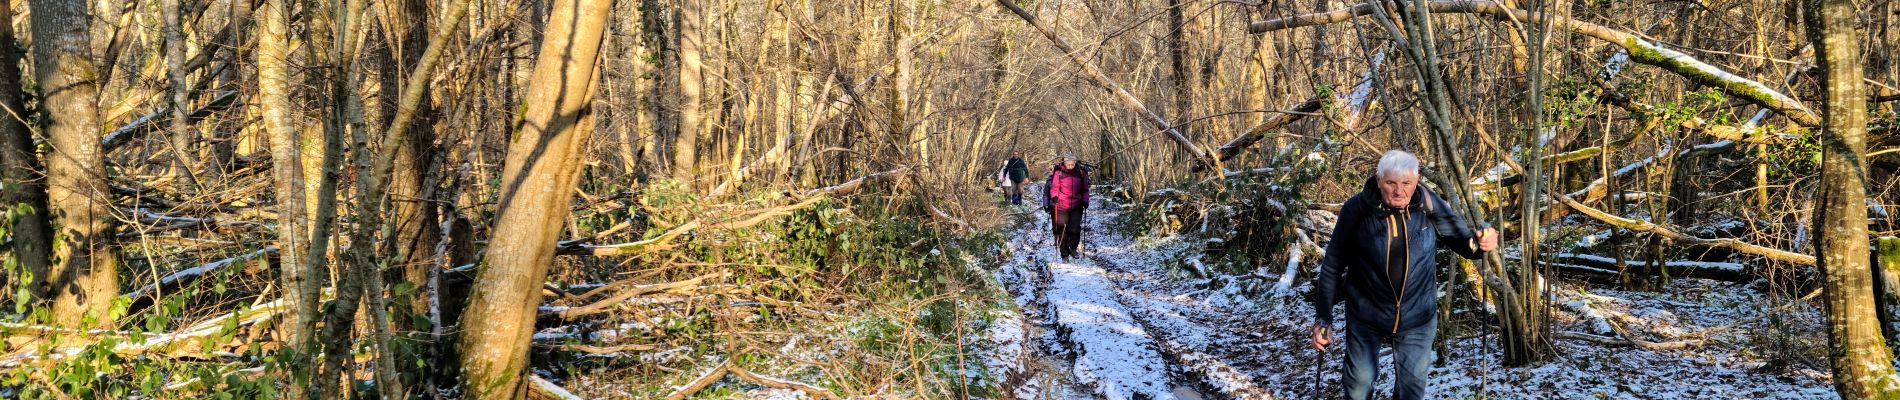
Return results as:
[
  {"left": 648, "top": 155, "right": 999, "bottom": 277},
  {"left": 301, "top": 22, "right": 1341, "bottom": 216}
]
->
[
  {"left": 257, "top": 0, "right": 319, "bottom": 396},
  {"left": 674, "top": 0, "right": 704, "bottom": 185},
  {"left": 31, "top": 0, "right": 119, "bottom": 329},
  {"left": 457, "top": 0, "right": 612, "bottom": 396},
  {"left": 1808, "top": 0, "right": 1900, "bottom": 395}
]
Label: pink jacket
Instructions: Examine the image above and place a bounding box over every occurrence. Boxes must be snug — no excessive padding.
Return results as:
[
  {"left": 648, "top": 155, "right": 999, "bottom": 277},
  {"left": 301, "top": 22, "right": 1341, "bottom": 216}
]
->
[{"left": 1044, "top": 164, "right": 1090, "bottom": 212}]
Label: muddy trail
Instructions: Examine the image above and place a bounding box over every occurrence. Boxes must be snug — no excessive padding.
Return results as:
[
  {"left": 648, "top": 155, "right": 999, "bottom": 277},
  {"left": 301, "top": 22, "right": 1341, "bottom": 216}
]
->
[
  {"left": 983, "top": 191, "right": 1287, "bottom": 400},
  {"left": 975, "top": 188, "right": 1835, "bottom": 400}
]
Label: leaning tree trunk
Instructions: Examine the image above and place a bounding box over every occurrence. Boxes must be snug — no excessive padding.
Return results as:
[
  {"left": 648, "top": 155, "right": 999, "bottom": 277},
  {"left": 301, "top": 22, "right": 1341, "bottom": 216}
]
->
[
  {"left": 457, "top": 0, "right": 613, "bottom": 396},
  {"left": 0, "top": 3, "right": 52, "bottom": 307},
  {"left": 29, "top": 0, "right": 118, "bottom": 329},
  {"left": 1807, "top": 0, "right": 1900, "bottom": 396}
]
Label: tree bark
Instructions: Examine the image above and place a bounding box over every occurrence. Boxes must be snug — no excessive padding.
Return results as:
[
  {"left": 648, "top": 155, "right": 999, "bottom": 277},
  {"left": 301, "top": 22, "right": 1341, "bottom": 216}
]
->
[
  {"left": 0, "top": 3, "right": 52, "bottom": 308},
  {"left": 457, "top": 0, "right": 613, "bottom": 396},
  {"left": 674, "top": 0, "right": 705, "bottom": 185},
  {"left": 161, "top": 0, "right": 202, "bottom": 188},
  {"left": 257, "top": 0, "right": 319, "bottom": 397},
  {"left": 31, "top": 0, "right": 120, "bottom": 329},
  {"left": 1807, "top": 0, "right": 1900, "bottom": 395}
]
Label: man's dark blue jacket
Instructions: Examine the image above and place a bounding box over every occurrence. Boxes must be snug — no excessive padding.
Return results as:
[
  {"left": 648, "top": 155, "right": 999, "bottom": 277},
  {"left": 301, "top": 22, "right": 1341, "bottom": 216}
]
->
[{"left": 1312, "top": 176, "right": 1485, "bottom": 335}]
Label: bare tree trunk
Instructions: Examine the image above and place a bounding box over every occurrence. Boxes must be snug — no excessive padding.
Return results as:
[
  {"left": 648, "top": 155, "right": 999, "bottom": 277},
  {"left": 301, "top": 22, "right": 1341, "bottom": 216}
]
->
[
  {"left": 675, "top": 0, "right": 704, "bottom": 185},
  {"left": 890, "top": 0, "right": 922, "bottom": 166},
  {"left": 161, "top": 0, "right": 202, "bottom": 188},
  {"left": 458, "top": 0, "right": 612, "bottom": 396},
  {"left": 1808, "top": 0, "right": 1900, "bottom": 395},
  {"left": 256, "top": 0, "right": 319, "bottom": 397},
  {"left": 1375, "top": 0, "right": 1547, "bottom": 364},
  {"left": 384, "top": 0, "right": 443, "bottom": 332},
  {"left": 641, "top": 0, "right": 669, "bottom": 178},
  {"left": 31, "top": 0, "right": 119, "bottom": 330},
  {"left": 0, "top": 3, "right": 52, "bottom": 309},
  {"left": 1515, "top": 0, "right": 1554, "bottom": 361},
  {"left": 1166, "top": 0, "right": 1193, "bottom": 164}
]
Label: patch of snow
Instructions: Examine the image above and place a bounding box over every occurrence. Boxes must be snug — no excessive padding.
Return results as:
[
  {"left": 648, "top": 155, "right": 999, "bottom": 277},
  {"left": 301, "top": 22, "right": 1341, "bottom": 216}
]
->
[{"left": 1043, "top": 259, "right": 1177, "bottom": 400}]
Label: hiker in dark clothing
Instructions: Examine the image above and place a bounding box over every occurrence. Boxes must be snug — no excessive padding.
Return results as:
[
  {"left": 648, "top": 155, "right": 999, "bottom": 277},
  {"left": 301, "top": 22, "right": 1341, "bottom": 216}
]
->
[
  {"left": 1002, "top": 150, "right": 1030, "bottom": 205},
  {"left": 1310, "top": 150, "right": 1498, "bottom": 400},
  {"left": 1043, "top": 155, "right": 1090, "bottom": 261}
]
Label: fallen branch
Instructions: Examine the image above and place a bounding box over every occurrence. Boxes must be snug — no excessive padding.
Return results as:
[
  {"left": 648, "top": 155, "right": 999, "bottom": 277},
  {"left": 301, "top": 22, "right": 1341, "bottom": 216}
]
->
[
  {"left": 1470, "top": 111, "right": 1815, "bottom": 265},
  {"left": 727, "top": 363, "right": 841, "bottom": 400},
  {"left": 122, "top": 247, "right": 278, "bottom": 306},
  {"left": 528, "top": 375, "right": 585, "bottom": 400},
  {"left": 1249, "top": 0, "right": 1820, "bottom": 126},
  {"left": 566, "top": 166, "right": 907, "bottom": 257},
  {"left": 102, "top": 91, "right": 241, "bottom": 150},
  {"left": 1540, "top": 252, "right": 1752, "bottom": 282},
  {"left": 664, "top": 361, "right": 732, "bottom": 400},
  {"left": 1198, "top": 97, "right": 1325, "bottom": 172},
  {"left": 547, "top": 343, "right": 660, "bottom": 354},
  {"left": 562, "top": 220, "right": 701, "bottom": 256},
  {"left": 3, "top": 298, "right": 286, "bottom": 367},
  {"left": 805, "top": 165, "right": 913, "bottom": 197},
  {"left": 1553, "top": 331, "right": 1702, "bottom": 350},
  {"left": 545, "top": 272, "right": 730, "bottom": 321}
]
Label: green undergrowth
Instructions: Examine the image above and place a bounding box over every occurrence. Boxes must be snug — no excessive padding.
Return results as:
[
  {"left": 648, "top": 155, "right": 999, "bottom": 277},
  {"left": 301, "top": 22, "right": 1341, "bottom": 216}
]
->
[
  {"left": 1, "top": 195, "right": 279, "bottom": 399},
  {"left": 1118, "top": 139, "right": 1335, "bottom": 281},
  {"left": 547, "top": 179, "right": 1019, "bottom": 398}
]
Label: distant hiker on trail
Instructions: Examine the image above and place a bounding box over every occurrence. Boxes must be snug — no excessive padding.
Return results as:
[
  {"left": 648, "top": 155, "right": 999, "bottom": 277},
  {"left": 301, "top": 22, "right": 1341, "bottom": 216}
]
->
[
  {"left": 1000, "top": 150, "right": 1029, "bottom": 205},
  {"left": 1043, "top": 154, "right": 1090, "bottom": 261},
  {"left": 1310, "top": 150, "right": 1498, "bottom": 400}
]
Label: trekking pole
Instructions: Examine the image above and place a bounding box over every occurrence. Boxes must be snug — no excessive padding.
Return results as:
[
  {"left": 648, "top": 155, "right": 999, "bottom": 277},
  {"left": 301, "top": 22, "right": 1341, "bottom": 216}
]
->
[{"left": 1313, "top": 342, "right": 1325, "bottom": 397}]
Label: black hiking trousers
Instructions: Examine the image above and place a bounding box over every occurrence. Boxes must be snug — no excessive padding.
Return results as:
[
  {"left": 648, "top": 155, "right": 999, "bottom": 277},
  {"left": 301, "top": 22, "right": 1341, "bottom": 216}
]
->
[{"left": 1051, "top": 207, "right": 1084, "bottom": 259}]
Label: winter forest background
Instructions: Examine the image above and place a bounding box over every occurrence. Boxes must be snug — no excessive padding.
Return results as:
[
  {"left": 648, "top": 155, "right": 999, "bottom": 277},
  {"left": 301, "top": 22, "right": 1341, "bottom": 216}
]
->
[{"left": 0, "top": 0, "right": 1897, "bottom": 398}]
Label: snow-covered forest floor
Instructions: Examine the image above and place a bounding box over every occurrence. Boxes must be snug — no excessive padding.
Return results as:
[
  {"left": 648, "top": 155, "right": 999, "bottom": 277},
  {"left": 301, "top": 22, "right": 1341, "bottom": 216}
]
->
[{"left": 978, "top": 191, "right": 1838, "bottom": 399}]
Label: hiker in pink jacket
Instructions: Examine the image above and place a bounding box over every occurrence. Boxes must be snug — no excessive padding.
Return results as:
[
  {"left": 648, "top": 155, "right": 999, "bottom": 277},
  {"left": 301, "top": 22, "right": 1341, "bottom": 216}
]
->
[{"left": 1042, "top": 155, "right": 1091, "bottom": 261}]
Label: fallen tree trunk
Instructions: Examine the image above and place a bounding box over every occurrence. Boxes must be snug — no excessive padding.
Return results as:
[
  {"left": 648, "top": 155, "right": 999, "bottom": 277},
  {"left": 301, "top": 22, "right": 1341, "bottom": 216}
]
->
[
  {"left": 539, "top": 272, "right": 729, "bottom": 322},
  {"left": 1198, "top": 97, "right": 1324, "bottom": 172},
  {"left": 2, "top": 297, "right": 286, "bottom": 368},
  {"left": 101, "top": 91, "right": 240, "bottom": 150},
  {"left": 1248, "top": 0, "right": 1820, "bottom": 127},
  {"left": 560, "top": 165, "right": 912, "bottom": 257},
  {"left": 122, "top": 247, "right": 278, "bottom": 311},
  {"left": 1470, "top": 115, "right": 1816, "bottom": 265},
  {"left": 1534, "top": 253, "right": 1753, "bottom": 282},
  {"left": 527, "top": 375, "right": 585, "bottom": 400},
  {"left": 1553, "top": 331, "right": 1702, "bottom": 351}
]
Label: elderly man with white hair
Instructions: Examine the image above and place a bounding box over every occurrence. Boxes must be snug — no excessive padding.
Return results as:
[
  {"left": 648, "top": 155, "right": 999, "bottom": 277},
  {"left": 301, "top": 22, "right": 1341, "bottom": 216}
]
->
[{"left": 1309, "top": 150, "right": 1499, "bottom": 400}]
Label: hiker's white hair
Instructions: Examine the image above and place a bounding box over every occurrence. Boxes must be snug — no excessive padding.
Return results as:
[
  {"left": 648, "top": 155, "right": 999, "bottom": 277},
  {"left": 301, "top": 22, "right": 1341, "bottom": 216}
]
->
[{"left": 1377, "top": 150, "right": 1420, "bottom": 180}]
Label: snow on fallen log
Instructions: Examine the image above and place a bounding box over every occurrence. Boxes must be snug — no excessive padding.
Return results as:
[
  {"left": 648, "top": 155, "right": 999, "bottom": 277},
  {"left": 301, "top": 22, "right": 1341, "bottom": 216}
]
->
[
  {"left": 2, "top": 298, "right": 287, "bottom": 368},
  {"left": 1271, "top": 242, "right": 1303, "bottom": 298},
  {"left": 1041, "top": 259, "right": 1175, "bottom": 400},
  {"left": 123, "top": 247, "right": 278, "bottom": 304},
  {"left": 528, "top": 375, "right": 585, "bottom": 400},
  {"left": 1537, "top": 253, "right": 1751, "bottom": 282}
]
